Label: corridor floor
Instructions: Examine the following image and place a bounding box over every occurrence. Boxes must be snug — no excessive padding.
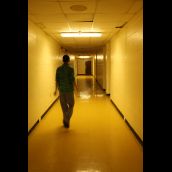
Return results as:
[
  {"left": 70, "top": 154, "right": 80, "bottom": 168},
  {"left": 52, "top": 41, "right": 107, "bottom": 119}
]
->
[{"left": 28, "top": 76, "right": 143, "bottom": 172}]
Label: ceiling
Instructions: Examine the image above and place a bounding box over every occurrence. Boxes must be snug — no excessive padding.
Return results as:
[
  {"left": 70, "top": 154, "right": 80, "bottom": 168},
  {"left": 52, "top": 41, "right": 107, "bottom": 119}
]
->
[{"left": 28, "top": 0, "right": 143, "bottom": 53}]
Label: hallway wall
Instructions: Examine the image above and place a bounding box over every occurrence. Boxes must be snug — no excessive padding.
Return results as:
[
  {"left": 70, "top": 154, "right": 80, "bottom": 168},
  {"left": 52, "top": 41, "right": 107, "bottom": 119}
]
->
[
  {"left": 105, "top": 43, "right": 111, "bottom": 94},
  {"left": 96, "top": 48, "right": 106, "bottom": 90},
  {"left": 110, "top": 9, "right": 143, "bottom": 140},
  {"left": 28, "top": 19, "right": 61, "bottom": 131}
]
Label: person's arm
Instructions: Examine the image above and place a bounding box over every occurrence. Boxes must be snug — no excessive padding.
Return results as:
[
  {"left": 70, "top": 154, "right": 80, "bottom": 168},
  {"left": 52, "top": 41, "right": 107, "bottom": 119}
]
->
[
  {"left": 71, "top": 68, "right": 77, "bottom": 91},
  {"left": 73, "top": 75, "right": 79, "bottom": 96},
  {"left": 70, "top": 68, "right": 78, "bottom": 94},
  {"left": 54, "top": 81, "right": 59, "bottom": 95},
  {"left": 54, "top": 69, "right": 59, "bottom": 96},
  {"left": 73, "top": 80, "right": 80, "bottom": 97}
]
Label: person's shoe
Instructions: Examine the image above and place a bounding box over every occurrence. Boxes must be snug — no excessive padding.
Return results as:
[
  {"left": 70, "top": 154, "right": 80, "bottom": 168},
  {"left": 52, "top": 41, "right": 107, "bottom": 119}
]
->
[
  {"left": 63, "top": 120, "right": 69, "bottom": 128},
  {"left": 64, "top": 123, "right": 69, "bottom": 128}
]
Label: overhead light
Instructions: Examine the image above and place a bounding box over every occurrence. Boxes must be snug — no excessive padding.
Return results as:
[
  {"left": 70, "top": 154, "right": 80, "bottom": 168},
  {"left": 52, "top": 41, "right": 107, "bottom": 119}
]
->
[
  {"left": 60, "top": 32, "right": 102, "bottom": 37},
  {"left": 78, "top": 56, "right": 91, "bottom": 59}
]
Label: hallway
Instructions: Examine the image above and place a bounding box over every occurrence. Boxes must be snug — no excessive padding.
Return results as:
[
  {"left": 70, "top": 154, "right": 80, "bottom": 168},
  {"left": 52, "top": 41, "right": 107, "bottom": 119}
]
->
[{"left": 28, "top": 76, "right": 143, "bottom": 172}]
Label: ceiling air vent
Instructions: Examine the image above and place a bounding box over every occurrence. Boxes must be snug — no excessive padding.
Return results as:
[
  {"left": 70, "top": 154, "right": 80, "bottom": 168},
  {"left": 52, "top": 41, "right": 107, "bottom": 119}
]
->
[{"left": 70, "top": 5, "right": 87, "bottom": 11}]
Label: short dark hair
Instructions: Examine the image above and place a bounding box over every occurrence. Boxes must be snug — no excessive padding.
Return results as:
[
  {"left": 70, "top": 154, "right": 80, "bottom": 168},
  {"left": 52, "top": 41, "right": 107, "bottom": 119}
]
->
[{"left": 63, "top": 55, "right": 70, "bottom": 62}]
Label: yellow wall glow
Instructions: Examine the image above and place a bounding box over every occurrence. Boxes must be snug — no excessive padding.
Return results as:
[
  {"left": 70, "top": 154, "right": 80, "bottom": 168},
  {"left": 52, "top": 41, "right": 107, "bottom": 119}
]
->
[
  {"left": 105, "top": 42, "right": 111, "bottom": 94},
  {"left": 96, "top": 49, "right": 105, "bottom": 89},
  {"left": 110, "top": 9, "right": 143, "bottom": 140},
  {"left": 28, "top": 20, "right": 61, "bottom": 131}
]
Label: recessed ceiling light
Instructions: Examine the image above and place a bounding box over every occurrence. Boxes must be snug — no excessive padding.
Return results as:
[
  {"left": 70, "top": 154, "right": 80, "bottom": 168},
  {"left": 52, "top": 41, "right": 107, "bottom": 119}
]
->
[{"left": 70, "top": 5, "right": 87, "bottom": 11}]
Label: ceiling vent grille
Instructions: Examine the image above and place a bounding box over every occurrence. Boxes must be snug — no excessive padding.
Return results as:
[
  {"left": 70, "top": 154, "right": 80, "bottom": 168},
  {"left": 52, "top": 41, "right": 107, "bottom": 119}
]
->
[{"left": 70, "top": 5, "right": 87, "bottom": 11}]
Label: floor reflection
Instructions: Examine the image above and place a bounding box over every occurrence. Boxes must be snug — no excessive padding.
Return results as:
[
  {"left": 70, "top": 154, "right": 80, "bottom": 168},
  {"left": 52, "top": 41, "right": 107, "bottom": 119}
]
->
[
  {"left": 76, "top": 170, "right": 100, "bottom": 172},
  {"left": 29, "top": 75, "right": 143, "bottom": 172},
  {"left": 76, "top": 75, "right": 105, "bottom": 100}
]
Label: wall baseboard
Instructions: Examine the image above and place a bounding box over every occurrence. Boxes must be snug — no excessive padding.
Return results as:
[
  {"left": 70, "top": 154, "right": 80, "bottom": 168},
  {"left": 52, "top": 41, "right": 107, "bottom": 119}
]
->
[
  {"left": 41, "top": 97, "right": 59, "bottom": 120},
  {"left": 28, "top": 120, "right": 39, "bottom": 135},
  {"left": 28, "top": 96, "right": 143, "bottom": 146},
  {"left": 110, "top": 99, "right": 143, "bottom": 146},
  {"left": 110, "top": 100, "right": 124, "bottom": 119},
  {"left": 95, "top": 79, "right": 105, "bottom": 92},
  {"left": 125, "top": 119, "right": 143, "bottom": 146},
  {"left": 28, "top": 97, "right": 59, "bottom": 135}
]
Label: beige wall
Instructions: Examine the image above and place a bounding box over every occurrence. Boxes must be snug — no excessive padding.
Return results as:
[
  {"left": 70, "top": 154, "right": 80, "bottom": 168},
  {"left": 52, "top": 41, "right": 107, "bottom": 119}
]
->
[
  {"left": 105, "top": 42, "right": 111, "bottom": 94},
  {"left": 92, "top": 55, "right": 96, "bottom": 77},
  {"left": 77, "top": 58, "right": 87, "bottom": 75},
  {"left": 28, "top": 20, "right": 61, "bottom": 131},
  {"left": 110, "top": 9, "right": 143, "bottom": 140},
  {"left": 96, "top": 48, "right": 105, "bottom": 89}
]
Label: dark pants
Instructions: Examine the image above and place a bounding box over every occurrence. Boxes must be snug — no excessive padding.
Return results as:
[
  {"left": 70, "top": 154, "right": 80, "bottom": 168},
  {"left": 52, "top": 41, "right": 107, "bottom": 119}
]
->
[{"left": 59, "top": 92, "right": 74, "bottom": 125}]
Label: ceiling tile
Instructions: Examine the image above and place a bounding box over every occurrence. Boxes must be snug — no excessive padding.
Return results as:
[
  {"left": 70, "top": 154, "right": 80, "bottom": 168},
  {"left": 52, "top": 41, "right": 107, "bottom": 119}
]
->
[
  {"left": 60, "top": 37, "right": 75, "bottom": 43},
  {"left": 43, "top": 22, "right": 70, "bottom": 32},
  {"left": 94, "top": 13, "right": 122, "bottom": 22},
  {"left": 120, "top": 14, "right": 133, "bottom": 21},
  {"left": 43, "top": 22, "right": 68, "bottom": 28},
  {"left": 69, "top": 22, "right": 93, "bottom": 32},
  {"left": 93, "top": 22, "right": 121, "bottom": 32},
  {"left": 74, "top": 37, "right": 90, "bottom": 43},
  {"left": 28, "top": 0, "right": 142, "bottom": 52},
  {"left": 29, "top": 14, "right": 39, "bottom": 23},
  {"left": 128, "top": 0, "right": 143, "bottom": 14},
  {"left": 96, "top": 0, "right": 135, "bottom": 14},
  {"left": 58, "top": 0, "right": 87, "bottom": 1},
  {"left": 29, "top": 1, "right": 62, "bottom": 15},
  {"left": 30, "top": 14, "right": 67, "bottom": 23},
  {"left": 66, "top": 13, "right": 94, "bottom": 22},
  {"left": 29, "top": 0, "right": 58, "bottom": 1}
]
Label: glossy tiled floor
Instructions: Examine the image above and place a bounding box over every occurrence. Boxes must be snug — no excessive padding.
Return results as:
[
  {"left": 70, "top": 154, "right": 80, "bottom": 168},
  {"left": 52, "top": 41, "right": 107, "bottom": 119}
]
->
[{"left": 28, "top": 76, "right": 143, "bottom": 172}]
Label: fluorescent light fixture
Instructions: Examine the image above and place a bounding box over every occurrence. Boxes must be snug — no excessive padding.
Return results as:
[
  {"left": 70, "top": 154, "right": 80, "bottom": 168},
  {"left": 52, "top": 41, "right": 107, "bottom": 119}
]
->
[
  {"left": 78, "top": 56, "right": 91, "bottom": 59},
  {"left": 61, "top": 32, "right": 102, "bottom": 37}
]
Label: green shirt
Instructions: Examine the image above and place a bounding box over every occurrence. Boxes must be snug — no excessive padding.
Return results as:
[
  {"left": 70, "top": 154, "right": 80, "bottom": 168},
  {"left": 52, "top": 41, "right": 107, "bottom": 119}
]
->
[{"left": 56, "top": 63, "right": 75, "bottom": 93}]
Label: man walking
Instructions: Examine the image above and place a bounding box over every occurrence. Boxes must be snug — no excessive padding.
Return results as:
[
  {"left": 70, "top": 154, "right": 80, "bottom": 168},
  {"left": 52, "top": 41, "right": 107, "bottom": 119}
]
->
[{"left": 54, "top": 55, "right": 75, "bottom": 128}]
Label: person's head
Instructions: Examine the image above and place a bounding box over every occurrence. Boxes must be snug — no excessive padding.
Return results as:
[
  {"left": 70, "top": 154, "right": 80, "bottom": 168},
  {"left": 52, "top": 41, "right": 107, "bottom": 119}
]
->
[{"left": 63, "top": 55, "right": 70, "bottom": 63}]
